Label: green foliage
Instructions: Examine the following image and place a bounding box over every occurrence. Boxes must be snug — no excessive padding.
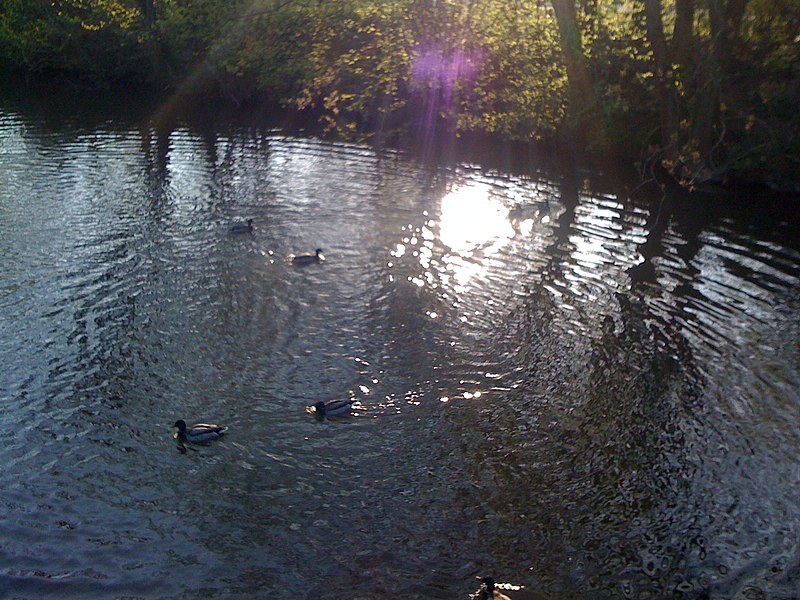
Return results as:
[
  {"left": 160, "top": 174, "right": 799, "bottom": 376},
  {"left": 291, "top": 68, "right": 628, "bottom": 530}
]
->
[
  {"left": 723, "top": 0, "right": 800, "bottom": 179},
  {"left": 294, "top": 0, "right": 569, "bottom": 140},
  {"left": 666, "top": 0, "right": 800, "bottom": 185},
  {"left": 294, "top": 1, "right": 422, "bottom": 136},
  {"left": 0, "top": 0, "right": 51, "bottom": 70},
  {"left": 579, "top": 1, "right": 656, "bottom": 148},
  {"left": 215, "top": 2, "right": 315, "bottom": 98},
  {"left": 146, "top": 0, "right": 246, "bottom": 86},
  {"left": 455, "top": 1, "right": 568, "bottom": 140},
  {"left": 0, "top": 0, "right": 146, "bottom": 79}
]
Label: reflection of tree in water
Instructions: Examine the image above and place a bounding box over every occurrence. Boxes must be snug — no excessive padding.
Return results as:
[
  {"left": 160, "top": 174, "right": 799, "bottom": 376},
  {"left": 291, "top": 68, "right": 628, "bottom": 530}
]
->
[
  {"left": 440, "top": 278, "right": 716, "bottom": 596},
  {"left": 431, "top": 167, "right": 800, "bottom": 596},
  {"left": 573, "top": 294, "right": 709, "bottom": 585}
]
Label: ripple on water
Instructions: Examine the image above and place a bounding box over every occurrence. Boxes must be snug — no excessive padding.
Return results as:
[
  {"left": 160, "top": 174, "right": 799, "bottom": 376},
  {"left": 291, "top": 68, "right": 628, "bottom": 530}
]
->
[{"left": 1, "top": 102, "right": 799, "bottom": 597}]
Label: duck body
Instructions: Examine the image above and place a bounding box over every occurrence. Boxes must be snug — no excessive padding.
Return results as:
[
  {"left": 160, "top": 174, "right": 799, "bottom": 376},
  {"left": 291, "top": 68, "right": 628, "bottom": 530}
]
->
[
  {"left": 230, "top": 219, "right": 254, "bottom": 233},
  {"left": 471, "top": 577, "right": 512, "bottom": 600},
  {"left": 290, "top": 248, "right": 324, "bottom": 265},
  {"left": 174, "top": 419, "right": 228, "bottom": 443},
  {"left": 307, "top": 397, "right": 355, "bottom": 418}
]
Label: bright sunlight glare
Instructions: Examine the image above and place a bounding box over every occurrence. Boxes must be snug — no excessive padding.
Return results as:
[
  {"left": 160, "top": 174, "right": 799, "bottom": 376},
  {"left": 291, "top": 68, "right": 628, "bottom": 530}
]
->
[{"left": 439, "top": 183, "right": 514, "bottom": 253}]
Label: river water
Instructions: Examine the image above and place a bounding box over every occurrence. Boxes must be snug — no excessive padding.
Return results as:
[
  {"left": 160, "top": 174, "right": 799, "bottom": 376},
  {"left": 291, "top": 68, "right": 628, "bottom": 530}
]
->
[{"left": 1, "top": 85, "right": 798, "bottom": 599}]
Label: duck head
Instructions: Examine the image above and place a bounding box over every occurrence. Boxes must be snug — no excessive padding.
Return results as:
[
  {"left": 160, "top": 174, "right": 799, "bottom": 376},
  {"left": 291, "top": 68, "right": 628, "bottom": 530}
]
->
[
  {"left": 173, "top": 419, "right": 187, "bottom": 432},
  {"left": 478, "top": 576, "right": 496, "bottom": 593}
]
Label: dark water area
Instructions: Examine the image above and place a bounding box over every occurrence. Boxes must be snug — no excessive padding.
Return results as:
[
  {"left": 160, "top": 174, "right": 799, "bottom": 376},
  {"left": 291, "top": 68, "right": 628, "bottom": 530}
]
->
[{"left": 1, "top": 81, "right": 798, "bottom": 599}]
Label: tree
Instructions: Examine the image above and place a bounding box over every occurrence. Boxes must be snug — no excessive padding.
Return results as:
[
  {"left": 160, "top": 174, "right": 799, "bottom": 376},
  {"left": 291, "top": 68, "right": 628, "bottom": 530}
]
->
[
  {"left": 672, "top": 0, "right": 694, "bottom": 73},
  {"left": 549, "top": 0, "right": 617, "bottom": 162}
]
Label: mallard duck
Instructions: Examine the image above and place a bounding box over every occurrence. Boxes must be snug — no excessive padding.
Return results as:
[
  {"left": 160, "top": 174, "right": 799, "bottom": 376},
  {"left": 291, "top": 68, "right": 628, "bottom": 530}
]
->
[
  {"left": 290, "top": 248, "right": 324, "bottom": 265},
  {"left": 230, "top": 219, "right": 254, "bottom": 233},
  {"left": 471, "top": 577, "right": 512, "bottom": 600},
  {"left": 173, "top": 419, "right": 228, "bottom": 443},
  {"left": 307, "top": 397, "right": 355, "bottom": 418}
]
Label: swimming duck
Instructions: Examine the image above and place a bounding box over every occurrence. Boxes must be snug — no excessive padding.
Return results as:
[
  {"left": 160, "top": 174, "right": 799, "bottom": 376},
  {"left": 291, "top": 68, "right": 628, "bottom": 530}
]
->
[
  {"left": 307, "top": 397, "right": 355, "bottom": 418},
  {"left": 230, "top": 219, "right": 254, "bottom": 233},
  {"left": 290, "top": 248, "right": 324, "bottom": 265},
  {"left": 173, "top": 419, "right": 228, "bottom": 443},
  {"left": 471, "top": 577, "right": 512, "bottom": 600}
]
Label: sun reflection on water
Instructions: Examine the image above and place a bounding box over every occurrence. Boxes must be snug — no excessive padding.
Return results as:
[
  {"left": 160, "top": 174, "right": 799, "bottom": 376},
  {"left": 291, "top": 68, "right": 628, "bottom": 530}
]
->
[
  {"left": 438, "top": 182, "right": 516, "bottom": 288},
  {"left": 439, "top": 182, "right": 515, "bottom": 253}
]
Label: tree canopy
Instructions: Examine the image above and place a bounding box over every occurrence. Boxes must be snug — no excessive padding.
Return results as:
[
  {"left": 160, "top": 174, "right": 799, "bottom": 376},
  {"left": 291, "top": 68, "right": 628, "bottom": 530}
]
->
[{"left": 1, "top": 0, "right": 797, "bottom": 188}]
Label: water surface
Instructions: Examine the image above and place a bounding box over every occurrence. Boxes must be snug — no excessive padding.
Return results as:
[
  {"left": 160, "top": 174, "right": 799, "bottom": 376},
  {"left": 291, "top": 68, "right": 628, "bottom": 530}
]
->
[{"left": 1, "top": 86, "right": 798, "bottom": 599}]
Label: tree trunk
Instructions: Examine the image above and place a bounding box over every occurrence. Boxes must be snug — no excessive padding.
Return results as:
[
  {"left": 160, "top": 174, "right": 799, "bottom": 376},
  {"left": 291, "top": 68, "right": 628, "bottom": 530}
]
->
[
  {"left": 139, "top": 0, "right": 155, "bottom": 28},
  {"left": 672, "top": 0, "right": 694, "bottom": 73},
  {"left": 549, "top": 0, "right": 608, "bottom": 151},
  {"left": 725, "top": 0, "right": 748, "bottom": 41},
  {"left": 643, "top": 0, "right": 677, "bottom": 158},
  {"left": 550, "top": 0, "right": 586, "bottom": 106},
  {"left": 694, "top": 0, "right": 749, "bottom": 160}
]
